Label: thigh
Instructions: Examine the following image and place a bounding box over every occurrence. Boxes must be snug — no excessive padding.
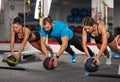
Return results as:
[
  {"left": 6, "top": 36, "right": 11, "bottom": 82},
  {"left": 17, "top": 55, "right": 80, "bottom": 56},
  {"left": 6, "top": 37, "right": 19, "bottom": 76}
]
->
[
  {"left": 96, "top": 43, "right": 109, "bottom": 55},
  {"left": 108, "top": 39, "right": 118, "bottom": 51},
  {"left": 96, "top": 43, "right": 102, "bottom": 49},
  {"left": 30, "top": 41, "right": 41, "bottom": 51}
]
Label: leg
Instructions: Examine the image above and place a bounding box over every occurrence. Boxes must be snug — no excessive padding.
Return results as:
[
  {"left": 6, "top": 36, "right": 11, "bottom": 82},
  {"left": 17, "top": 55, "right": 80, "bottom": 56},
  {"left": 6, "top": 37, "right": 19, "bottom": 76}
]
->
[
  {"left": 57, "top": 39, "right": 75, "bottom": 56},
  {"left": 57, "top": 39, "right": 76, "bottom": 63},
  {"left": 46, "top": 45, "right": 54, "bottom": 54},
  {"left": 65, "top": 45, "right": 76, "bottom": 63},
  {"left": 30, "top": 41, "right": 53, "bottom": 54},
  {"left": 65, "top": 45, "right": 75, "bottom": 56},
  {"left": 56, "top": 39, "right": 75, "bottom": 55},
  {"left": 115, "top": 35, "right": 120, "bottom": 43},
  {"left": 108, "top": 39, "right": 120, "bottom": 54},
  {"left": 96, "top": 43, "right": 111, "bottom": 65},
  {"left": 71, "top": 35, "right": 94, "bottom": 57},
  {"left": 30, "top": 41, "right": 42, "bottom": 51},
  {"left": 96, "top": 44, "right": 110, "bottom": 58}
]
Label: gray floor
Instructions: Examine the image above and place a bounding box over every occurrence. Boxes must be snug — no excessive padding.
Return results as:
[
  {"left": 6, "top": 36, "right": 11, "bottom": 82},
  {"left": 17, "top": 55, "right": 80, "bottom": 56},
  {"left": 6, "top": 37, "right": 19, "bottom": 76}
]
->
[{"left": 0, "top": 53, "right": 120, "bottom": 82}]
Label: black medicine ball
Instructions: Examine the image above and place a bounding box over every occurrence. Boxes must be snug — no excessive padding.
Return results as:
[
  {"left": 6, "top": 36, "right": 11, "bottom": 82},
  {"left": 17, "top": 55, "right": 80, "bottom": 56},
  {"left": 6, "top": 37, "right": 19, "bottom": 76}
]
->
[
  {"left": 85, "top": 58, "right": 99, "bottom": 72},
  {"left": 43, "top": 57, "right": 55, "bottom": 70},
  {"left": 6, "top": 55, "right": 19, "bottom": 67}
]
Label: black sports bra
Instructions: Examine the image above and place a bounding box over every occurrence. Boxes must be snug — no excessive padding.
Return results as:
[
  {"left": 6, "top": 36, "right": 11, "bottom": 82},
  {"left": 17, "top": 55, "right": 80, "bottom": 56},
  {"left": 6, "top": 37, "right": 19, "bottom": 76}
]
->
[
  {"left": 15, "top": 29, "right": 32, "bottom": 41},
  {"left": 89, "top": 25, "right": 102, "bottom": 40}
]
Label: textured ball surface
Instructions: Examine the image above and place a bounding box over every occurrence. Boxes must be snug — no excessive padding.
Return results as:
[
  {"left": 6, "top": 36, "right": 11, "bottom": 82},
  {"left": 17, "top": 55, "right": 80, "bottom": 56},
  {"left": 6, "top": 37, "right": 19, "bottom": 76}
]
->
[
  {"left": 43, "top": 57, "right": 55, "bottom": 70},
  {"left": 85, "top": 58, "right": 99, "bottom": 72},
  {"left": 6, "top": 55, "right": 19, "bottom": 67}
]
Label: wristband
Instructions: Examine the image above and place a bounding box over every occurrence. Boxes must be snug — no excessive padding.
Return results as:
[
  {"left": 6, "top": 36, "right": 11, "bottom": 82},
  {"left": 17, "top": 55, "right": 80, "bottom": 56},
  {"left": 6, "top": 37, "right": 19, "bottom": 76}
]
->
[{"left": 56, "top": 55, "right": 59, "bottom": 59}]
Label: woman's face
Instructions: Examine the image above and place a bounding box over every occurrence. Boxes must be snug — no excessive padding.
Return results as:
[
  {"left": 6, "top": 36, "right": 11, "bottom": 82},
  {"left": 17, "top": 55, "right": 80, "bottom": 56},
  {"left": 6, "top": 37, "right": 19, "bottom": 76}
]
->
[
  {"left": 84, "top": 24, "right": 96, "bottom": 33},
  {"left": 12, "top": 23, "right": 22, "bottom": 33}
]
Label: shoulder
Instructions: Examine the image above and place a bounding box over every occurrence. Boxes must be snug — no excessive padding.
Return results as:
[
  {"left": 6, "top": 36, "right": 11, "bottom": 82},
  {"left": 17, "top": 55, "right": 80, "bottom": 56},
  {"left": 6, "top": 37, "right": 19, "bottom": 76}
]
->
[
  {"left": 23, "top": 28, "right": 31, "bottom": 34},
  {"left": 98, "top": 22, "right": 105, "bottom": 29},
  {"left": 23, "top": 27, "right": 30, "bottom": 31},
  {"left": 54, "top": 21, "right": 66, "bottom": 25}
]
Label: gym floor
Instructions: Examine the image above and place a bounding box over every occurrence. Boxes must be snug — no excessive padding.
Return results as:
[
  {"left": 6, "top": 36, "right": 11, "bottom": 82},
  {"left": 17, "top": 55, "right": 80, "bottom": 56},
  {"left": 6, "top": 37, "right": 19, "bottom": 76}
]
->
[{"left": 0, "top": 53, "right": 120, "bottom": 82}]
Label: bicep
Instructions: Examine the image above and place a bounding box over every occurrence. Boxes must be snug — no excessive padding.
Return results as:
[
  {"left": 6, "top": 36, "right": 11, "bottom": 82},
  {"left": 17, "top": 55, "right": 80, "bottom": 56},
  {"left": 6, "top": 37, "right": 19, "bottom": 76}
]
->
[
  {"left": 22, "top": 30, "right": 29, "bottom": 45},
  {"left": 61, "top": 36, "right": 68, "bottom": 44},
  {"left": 41, "top": 37, "right": 46, "bottom": 44},
  {"left": 82, "top": 28, "right": 87, "bottom": 45},
  {"left": 100, "top": 25, "right": 107, "bottom": 43}
]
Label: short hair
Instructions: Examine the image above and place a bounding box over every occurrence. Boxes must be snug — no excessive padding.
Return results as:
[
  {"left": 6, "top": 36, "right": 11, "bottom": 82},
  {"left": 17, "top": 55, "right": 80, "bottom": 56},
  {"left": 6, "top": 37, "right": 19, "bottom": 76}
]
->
[
  {"left": 43, "top": 16, "right": 53, "bottom": 25},
  {"left": 13, "top": 17, "right": 22, "bottom": 25},
  {"left": 83, "top": 17, "right": 98, "bottom": 26}
]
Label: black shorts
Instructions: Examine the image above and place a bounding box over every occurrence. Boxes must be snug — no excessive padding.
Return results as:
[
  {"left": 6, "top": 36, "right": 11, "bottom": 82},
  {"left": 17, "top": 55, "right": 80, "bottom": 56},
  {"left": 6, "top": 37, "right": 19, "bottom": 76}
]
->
[
  {"left": 95, "top": 34, "right": 114, "bottom": 44},
  {"left": 32, "top": 32, "right": 40, "bottom": 42}
]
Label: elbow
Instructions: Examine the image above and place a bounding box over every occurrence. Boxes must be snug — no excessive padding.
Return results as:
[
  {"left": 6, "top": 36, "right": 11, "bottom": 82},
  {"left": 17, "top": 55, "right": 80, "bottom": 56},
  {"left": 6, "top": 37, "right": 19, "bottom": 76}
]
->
[
  {"left": 63, "top": 42, "right": 68, "bottom": 48},
  {"left": 82, "top": 42, "right": 86, "bottom": 47},
  {"left": 102, "top": 41, "right": 107, "bottom": 47}
]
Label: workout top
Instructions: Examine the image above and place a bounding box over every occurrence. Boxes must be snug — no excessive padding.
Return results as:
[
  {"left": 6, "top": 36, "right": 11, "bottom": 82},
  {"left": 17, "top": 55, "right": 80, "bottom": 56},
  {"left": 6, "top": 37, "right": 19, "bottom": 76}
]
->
[
  {"left": 15, "top": 32, "right": 32, "bottom": 41},
  {"left": 89, "top": 25, "right": 114, "bottom": 43},
  {"left": 15, "top": 29, "right": 32, "bottom": 41},
  {"left": 40, "top": 21, "right": 73, "bottom": 41},
  {"left": 89, "top": 25, "right": 102, "bottom": 40}
]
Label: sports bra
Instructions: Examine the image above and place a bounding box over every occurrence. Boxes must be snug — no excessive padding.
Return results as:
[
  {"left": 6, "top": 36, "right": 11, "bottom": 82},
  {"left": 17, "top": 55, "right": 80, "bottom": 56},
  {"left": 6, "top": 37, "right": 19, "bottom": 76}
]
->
[
  {"left": 89, "top": 25, "right": 102, "bottom": 40},
  {"left": 15, "top": 29, "right": 32, "bottom": 41}
]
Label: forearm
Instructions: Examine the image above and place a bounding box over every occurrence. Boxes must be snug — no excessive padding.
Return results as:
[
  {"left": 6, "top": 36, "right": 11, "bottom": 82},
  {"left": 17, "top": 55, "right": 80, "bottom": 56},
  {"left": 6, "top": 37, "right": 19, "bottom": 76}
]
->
[
  {"left": 83, "top": 44, "right": 91, "bottom": 57},
  {"left": 41, "top": 44, "right": 49, "bottom": 57},
  {"left": 46, "top": 45, "right": 53, "bottom": 54},
  {"left": 57, "top": 43, "right": 68, "bottom": 56},
  {"left": 96, "top": 43, "right": 107, "bottom": 59},
  {"left": 10, "top": 44, "right": 14, "bottom": 54},
  {"left": 17, "top": 44, "right": 25, "bottom": 56}
]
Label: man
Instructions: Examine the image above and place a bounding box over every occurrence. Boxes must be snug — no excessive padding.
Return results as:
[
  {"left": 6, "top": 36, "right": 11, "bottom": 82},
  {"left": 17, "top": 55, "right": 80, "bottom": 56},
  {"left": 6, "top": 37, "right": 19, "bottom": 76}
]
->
[{"left": 40, "top": 16, "right": 94, "bottom": 67}]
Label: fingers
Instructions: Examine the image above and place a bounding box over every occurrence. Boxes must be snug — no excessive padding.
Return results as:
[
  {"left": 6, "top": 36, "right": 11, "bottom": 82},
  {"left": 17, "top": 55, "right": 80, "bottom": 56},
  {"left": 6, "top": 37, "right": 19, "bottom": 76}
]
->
[
  {"left": 42, "top": 56, "right": 47, "bottom": 63},
  {"left": 53, "top": 56, "right": 58, "bottom": 67},
  {"left": 93, "top": 58, "right": 100, "bottom": 65},
  {"left": 42, "top": 55, "right": 58, "bottom": 67},
  {"left": 84, "top": 57, "right": 90, "bottom": 64},
  {"left": 13, "top": 54, "right": 19, "bottom": 60}
]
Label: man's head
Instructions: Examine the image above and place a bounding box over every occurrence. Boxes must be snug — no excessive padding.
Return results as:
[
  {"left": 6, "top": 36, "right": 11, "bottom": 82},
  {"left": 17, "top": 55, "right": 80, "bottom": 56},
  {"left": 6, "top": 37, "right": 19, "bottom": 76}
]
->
[{"left": 43, "top": 16, "right": 54, "bottom": 33}]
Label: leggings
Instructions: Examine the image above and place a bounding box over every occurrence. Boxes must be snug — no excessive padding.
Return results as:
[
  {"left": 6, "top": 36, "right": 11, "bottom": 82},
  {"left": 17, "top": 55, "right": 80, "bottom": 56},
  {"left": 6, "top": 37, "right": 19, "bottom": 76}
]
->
[{"left": 57, "top": 35, "right": 94, "bottom": 57}]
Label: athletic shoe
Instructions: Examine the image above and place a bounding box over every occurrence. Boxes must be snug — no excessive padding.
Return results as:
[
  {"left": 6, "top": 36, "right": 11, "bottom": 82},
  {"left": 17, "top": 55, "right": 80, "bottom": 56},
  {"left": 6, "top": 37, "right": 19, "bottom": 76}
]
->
[
  {"left": 105, "top": 55, "right": 112, "bottom": 65},
  {"left": 71, "top": 54, "right": 77, "bottom": 63}
]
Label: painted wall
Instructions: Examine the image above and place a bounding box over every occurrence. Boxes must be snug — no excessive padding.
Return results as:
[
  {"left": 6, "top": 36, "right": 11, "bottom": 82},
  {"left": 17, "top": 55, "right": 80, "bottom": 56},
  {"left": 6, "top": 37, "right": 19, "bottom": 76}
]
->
[
  {"left": 113, "top": 1, "right": 120, "bottom": 28},
  {"left": 0, "top": 0, "right": 120, "bottom": 41},
  {"left": 50, "top": 2, "right": 91, "bottom": 26},
  {"left": 0, "top": 1, "right": 24, "bottom": 41}
]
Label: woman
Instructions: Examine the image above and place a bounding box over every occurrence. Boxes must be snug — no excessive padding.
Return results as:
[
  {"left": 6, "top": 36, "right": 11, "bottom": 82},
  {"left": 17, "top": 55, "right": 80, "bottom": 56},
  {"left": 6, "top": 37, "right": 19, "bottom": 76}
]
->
[
  {"left": 115, "top": 35, "right": 120, "bottom": 44},
  {"left": 10, "top": 17, "right": 53, "bottom": 59},
  {"left": 82, "top": 17, "right": 120, "bottom": 65}
]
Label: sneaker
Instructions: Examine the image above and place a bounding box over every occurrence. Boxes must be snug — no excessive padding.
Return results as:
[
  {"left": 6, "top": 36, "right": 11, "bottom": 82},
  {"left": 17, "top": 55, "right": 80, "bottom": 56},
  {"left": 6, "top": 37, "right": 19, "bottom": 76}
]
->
[
  {"left": 71, "top": 54, "right": 77, "bottom": 63},
  {"left": 105, "top": 55, "right": 112, "bottom": 65}
]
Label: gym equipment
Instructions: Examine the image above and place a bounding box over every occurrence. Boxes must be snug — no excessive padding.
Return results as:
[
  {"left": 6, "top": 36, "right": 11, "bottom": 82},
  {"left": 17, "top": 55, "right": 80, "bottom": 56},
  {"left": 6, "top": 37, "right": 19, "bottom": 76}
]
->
[
  {"left": 85, "top": 57, "right": 99, "bottom": 72},
  {"left": 79, "top": 8, "right": 89, "bottom": 17},
  {"left": 109, "top": 50, "right": 120, "bottom": 59},
  {"left": 67, "top": 15, "right": 75, "bottom": 23},
  {"left": 43, "top": 57, "right": 55, "bottom": 70},
  {"left": 2, "top": 52, "right": 40, "bottom": 63},
  {"left": 69, "top": 25, "right": 76, "bottom": 32},
  {"left": 71, "top": 8, "right": 79, "bottom": 16},
  {"left": 6, "top": 55, "right": 19, "bottom": 67},
  {"left": 75, "top": 16, "right": 83, "bottom": 23},
  {"left": 0, "top": 66, "right": 30, "bottom": 72},
  {"left": 84, "top": 64, "right": 120, "bottom": 78},
  {"left": 75, "top": 25, "right": 83, "bottom": 33},
  {"left": 84, "top": 71, "right": 120, "bottom": 78}
]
